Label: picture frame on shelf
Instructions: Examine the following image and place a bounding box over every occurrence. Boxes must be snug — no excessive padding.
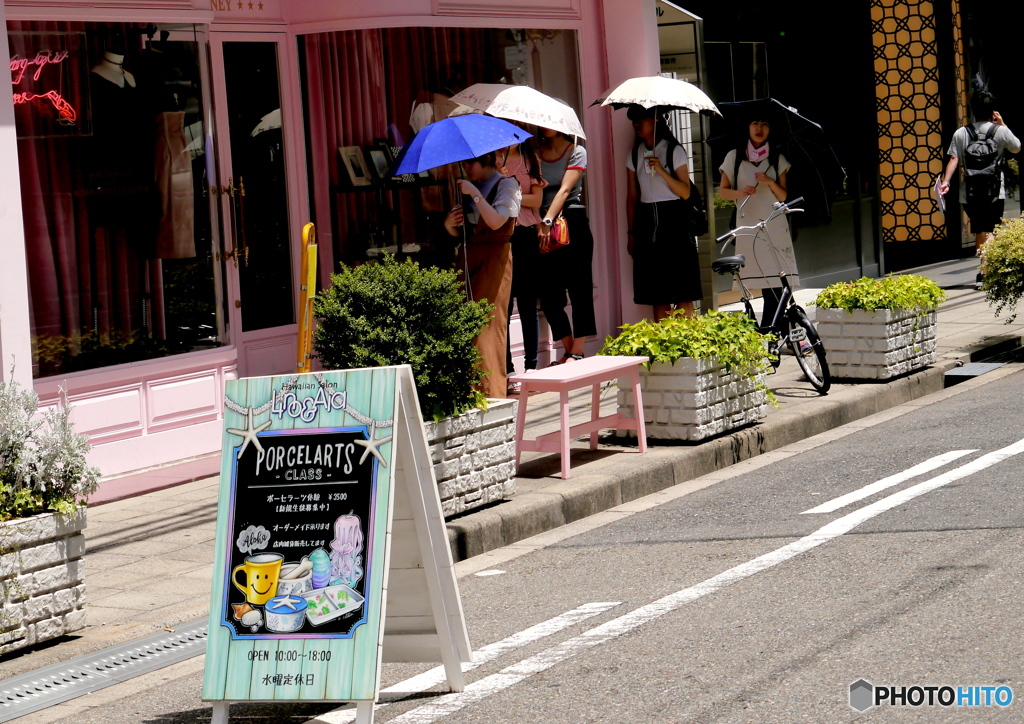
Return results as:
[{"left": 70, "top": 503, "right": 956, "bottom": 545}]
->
[
  {"left": 339, "top": 146, "right": 372, "bottom": 187},
  {"left": 366, "top": 143, "right": 392, "bottom": 183}
]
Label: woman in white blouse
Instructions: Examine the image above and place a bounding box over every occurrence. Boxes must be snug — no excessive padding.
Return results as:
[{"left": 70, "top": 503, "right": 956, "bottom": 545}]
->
[{"left": 625, "top": 105, "right": 703, "bottom": 321}]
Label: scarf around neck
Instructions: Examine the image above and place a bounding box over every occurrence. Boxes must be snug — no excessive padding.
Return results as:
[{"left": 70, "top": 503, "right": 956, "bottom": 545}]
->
[{"left": 746, "top": 140, "right": 769, "bottom": 164}]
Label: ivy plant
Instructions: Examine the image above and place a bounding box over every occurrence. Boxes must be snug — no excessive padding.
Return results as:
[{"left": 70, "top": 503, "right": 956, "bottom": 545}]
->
[
  {"left": 313, "top": 254, "right": 492, "bottom": 421},
  {"left": 598, "top": 309, "right": 776, "bottom": 401},
  {"left": 980, "top": 217, "right": 1024, "bottom": 322},
  {"left": 813, "top": 275, "right": 945, "bottom": 313}
]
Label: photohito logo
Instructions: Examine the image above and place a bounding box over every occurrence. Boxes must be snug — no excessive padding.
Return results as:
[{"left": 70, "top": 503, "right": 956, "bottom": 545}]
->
[{"left": 849, "top": 679, "right": 1013, "bottom": 712}]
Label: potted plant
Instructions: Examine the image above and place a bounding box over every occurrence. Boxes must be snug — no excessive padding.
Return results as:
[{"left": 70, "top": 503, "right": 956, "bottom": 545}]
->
[
  {"left": 313, "top": 254, "right": 517, "bottom": 517},
  {"left": 599, "top": 310, "right": 775, "bottom": 441},
  {"left": 980, "top": 216, "right": 1024, "bottom": 321},
  {"left": 814, "top": 275, "right": 946, "bottom": 380},
  {"left": 0, "top": 378, "right": 99, "bottom": 655}
]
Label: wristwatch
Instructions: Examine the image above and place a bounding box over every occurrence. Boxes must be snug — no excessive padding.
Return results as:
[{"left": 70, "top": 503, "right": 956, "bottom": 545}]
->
[
  {"left": 472, "top": 195, "right": 482, "bottom": 204},
  {"left": 542, "top": 217, "right": 553, "bottom": 226}
]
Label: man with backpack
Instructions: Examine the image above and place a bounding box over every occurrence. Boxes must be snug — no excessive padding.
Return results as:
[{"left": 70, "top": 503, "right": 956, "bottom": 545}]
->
[{"left": 939, "top": 90, "right": 1020, "bottom": 287}]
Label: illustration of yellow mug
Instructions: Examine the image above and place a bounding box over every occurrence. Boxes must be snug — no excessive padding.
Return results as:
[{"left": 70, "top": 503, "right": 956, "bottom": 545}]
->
[{"left": 232, "top": 552, "right": 284, "bottom": 605}]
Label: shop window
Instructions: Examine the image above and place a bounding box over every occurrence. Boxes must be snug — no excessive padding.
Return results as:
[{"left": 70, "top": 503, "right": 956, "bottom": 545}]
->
[
  {"left": 299, "top": 26, "right": 581, "bottom": 268},
  {"left": 8, "top": 22, "right": 220, "bottom": 378}
]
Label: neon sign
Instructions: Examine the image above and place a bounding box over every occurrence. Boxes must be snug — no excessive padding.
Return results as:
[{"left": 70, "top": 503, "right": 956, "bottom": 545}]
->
[
  {"left": 10, "top": 50, "right": 69, "bottom": 85},
  {"left": 10, "top": 50, "right": 77, "bottom": 125},
  {"left": 12, "top": 91, "right": 77, "bottom": 122}
]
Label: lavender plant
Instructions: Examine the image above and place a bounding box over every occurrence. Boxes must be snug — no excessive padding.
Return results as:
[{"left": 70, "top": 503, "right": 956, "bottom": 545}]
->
[{"left": 0, "top": 378, "right": 99, "bottom": 521}]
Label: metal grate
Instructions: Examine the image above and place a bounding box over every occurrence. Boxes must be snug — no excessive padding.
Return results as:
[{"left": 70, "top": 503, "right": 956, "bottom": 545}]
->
[
  {"left": 944, "top": 361, "right": 1007, "bottom": 387},
  {"left": 0, "top": 617, "right": 208, "bottom": 722}
]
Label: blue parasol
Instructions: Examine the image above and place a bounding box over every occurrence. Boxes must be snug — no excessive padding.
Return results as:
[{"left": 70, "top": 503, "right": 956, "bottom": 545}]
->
[{"left": 391, "top": 115, "right": 531, "bottom": 175}]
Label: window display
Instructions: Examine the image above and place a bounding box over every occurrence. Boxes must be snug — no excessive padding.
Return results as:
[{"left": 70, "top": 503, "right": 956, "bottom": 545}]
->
[
  {"left": 8, "top": 21, "right": 220, "bottom": 378},
  {"left": 300, "top": 26, "right": 582, "bottom": 267}
]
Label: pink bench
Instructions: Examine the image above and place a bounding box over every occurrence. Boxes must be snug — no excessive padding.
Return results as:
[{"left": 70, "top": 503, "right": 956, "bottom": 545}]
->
[{"left": 508, "top": 355, "right": 649, "bottom": 479}]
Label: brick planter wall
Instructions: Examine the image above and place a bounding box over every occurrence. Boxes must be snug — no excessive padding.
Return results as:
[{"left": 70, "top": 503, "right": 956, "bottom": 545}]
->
[
  {"left": 425, "top": 398, "right": 517, "bottom": 517},
  {"left": 0, "top": 509, "right": 87, "bottom": 655},
  {"left": 817, "top": 308, "right": 938, "bottom": 380},
  {"left": 617, "top": 359, "right": 769, "bottom": 441}
]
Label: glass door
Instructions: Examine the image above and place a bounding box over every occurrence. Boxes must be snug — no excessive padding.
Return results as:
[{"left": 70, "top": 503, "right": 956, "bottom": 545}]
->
[{"left": 211, "top": 34, "right": 299, "bottom": 377}]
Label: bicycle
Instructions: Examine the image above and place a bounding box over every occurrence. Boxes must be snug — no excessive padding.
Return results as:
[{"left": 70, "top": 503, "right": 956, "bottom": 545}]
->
[{"left": 711, "top": 196, "right": 831, "bottom": 394}]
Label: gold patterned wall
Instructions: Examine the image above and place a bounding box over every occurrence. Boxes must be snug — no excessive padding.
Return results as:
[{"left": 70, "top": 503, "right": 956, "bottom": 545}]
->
[
  {"left": 950, "top": 0, "right": 969, "bottom": 125},
  {"left": 871, "top": 0, "right": 945, "bottom": 243}
]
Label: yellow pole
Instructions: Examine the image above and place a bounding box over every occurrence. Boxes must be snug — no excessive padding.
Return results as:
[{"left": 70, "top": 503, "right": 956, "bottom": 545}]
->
[{"left": 296, "top": 222, "right": 318, "bottom": 373}]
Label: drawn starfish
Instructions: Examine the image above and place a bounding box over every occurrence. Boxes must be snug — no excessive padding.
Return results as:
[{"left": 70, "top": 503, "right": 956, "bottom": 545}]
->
[
  {"left": 353, "top": 428, "right": 393, "bottom": 467},
  {"left": 226, "top": 408, "right": 272, "bottom": 460},
  {"left": 273, "top": 595, "right": 303, "bottom": 611}
]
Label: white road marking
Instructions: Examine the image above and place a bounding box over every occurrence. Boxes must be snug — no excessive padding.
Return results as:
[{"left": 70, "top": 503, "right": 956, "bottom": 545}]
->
[
  {"left": 801, "top": 449, "right": 977, "bottom": 514},
  {"left": 473, "top": 570, "right": 506, "bottom": 577},
  {"left": 305, "top": 602, "right": 620, "bottom": 724},
  {"left": 384, "top": 437, "right": 1024, "bottom": 724}
]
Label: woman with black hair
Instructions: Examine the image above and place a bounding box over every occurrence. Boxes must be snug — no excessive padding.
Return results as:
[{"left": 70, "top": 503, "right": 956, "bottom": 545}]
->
[
  {"left": 625, "top": 105, "right": 702, "bottom": 320},
  {"left": 537, "top": 127, "right": 595, "bottom": 365},
  {"left": 718, "top": 116, "right": 797, "bottom": 327}
]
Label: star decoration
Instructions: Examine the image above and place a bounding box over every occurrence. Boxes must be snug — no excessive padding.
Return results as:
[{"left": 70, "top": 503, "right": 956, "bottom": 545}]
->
[
  {"left": 258, "top": 1, "right": 264, "bottom": 8},
  {"left": 226, "top": 408, "right": 272, "bottom": 460},
  {"left": 271, "top": 595, "right": 303, "bottom": 611},
  {"left": 248, "top": 1, "right": 253, "bottom": 8},
  {"left": 353, "top": 428, "right": 393, "bottom": 467},
  {"left": 237, "top": 0, "right": 242, "bottom": 7}
]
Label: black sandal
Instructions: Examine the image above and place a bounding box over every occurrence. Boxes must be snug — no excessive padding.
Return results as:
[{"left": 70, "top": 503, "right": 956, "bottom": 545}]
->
[{"left": 550, "top": 353, "right": 583, "bottom": 367}]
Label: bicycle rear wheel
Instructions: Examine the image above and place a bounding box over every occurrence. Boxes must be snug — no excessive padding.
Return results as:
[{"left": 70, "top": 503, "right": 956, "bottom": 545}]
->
[{"left": 787, "top": 306, "right": 831, "bottom": 393}]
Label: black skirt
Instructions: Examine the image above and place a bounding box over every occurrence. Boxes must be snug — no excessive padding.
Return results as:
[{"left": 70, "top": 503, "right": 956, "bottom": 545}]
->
[{"left": 632, "top": 198, "right": 703, "bottom": 306}]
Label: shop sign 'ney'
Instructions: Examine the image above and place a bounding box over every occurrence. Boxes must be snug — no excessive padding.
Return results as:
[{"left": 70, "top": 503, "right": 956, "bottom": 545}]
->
[{"left": 203, "top": 366, "right": 472, "bottom": 724}]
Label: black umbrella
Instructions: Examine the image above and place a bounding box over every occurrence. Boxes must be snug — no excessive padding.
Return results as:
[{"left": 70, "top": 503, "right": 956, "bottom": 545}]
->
[{"left": 709, "top": 98, "right": 846, "bottom": 225}]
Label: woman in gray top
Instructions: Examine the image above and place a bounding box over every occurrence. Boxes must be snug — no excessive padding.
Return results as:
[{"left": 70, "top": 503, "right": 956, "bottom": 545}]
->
[{"left": 537, "top": 127, "right": 596, "bottom": 365}]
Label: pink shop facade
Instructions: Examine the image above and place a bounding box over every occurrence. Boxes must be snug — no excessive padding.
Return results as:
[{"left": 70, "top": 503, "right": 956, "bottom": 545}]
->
[{"left": 0, "top": 0, "right": 678, "bottom": 498}]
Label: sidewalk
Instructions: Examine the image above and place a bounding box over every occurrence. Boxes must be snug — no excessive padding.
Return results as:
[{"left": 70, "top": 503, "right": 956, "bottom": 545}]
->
[{"left": 2, "top": 256, "right": 1019, "bottom": 681}]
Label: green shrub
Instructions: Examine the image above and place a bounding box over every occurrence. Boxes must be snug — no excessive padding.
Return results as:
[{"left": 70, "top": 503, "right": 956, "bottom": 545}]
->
[
  {"left": 813, "top": 275, "right": 945, "bottom": 313},
  {"left": 981, "top": 217, "right": 1024, "bottom": 322},
  {"left": 0, "top": 379, "right": 100, "bottom": 521},
  {"left": 712, "top": 190, "right": 735, "bottom": 209},
  {"left": 313, "top": 255, "right": 492, "bottom": 421},
  {"left": 598, "top": 309, "right": 775, "bottom": 400}
]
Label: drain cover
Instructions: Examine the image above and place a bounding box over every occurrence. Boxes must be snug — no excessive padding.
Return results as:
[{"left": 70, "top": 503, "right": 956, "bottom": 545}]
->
[
  {"left": 0, "top": 618, "right": 208, "bottom": 722},
  {"left": 944, "top": 361, "right": 1007, "bottom": 387}
]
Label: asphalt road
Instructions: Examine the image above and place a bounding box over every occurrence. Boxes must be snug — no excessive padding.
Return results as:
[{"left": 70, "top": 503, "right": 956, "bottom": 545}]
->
[{"left": 19, "top": 363, "right": 1024, "bottom": 723}]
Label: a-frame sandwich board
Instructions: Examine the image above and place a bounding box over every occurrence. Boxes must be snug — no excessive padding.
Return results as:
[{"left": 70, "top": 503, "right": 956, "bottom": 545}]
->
[{"left": 203, "top": 365, "right": 472, "bottom": 724}]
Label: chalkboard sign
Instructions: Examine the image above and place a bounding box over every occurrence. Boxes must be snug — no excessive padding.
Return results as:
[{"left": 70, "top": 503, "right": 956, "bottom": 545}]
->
[
  {"left": 203, "top": 366, "right": 470, "bottom": 721},
  {"left": 223, "top": 427, "right": 376, "bottom": 639}
]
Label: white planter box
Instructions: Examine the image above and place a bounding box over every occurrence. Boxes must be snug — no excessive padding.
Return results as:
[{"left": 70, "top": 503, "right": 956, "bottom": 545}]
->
[
  {"left": 424, "top": 398, "right": 517, "bottom": 517},
  {"left": 816, "top": 308, "right": 938, "bottom": 380},
  {"left": 0, "top": 508, "right": 87, "bottom": 655},
  {"left": 616, "top": 358, "right": 769, "bottom": 441}
]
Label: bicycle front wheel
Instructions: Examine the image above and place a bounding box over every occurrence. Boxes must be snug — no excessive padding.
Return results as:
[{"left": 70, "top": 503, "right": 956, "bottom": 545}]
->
[{"left": 787, "top": 306, "right": 831, "bottom": 394}]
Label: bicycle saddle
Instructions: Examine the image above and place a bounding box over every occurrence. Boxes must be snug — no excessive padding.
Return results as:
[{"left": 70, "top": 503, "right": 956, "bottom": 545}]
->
[{"left": 712, "top": 254, "right": 746, "bottom": 275}]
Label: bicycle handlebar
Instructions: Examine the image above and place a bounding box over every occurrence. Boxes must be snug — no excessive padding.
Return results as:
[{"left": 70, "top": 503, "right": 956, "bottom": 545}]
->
[{"left": 716, "top": 196, "right": 806, "bottom": 249}]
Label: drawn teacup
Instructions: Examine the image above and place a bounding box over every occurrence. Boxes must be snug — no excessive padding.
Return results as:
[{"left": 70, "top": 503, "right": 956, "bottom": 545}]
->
[{"left": 232, "top": 552, "right": 284, "bottom": 605}]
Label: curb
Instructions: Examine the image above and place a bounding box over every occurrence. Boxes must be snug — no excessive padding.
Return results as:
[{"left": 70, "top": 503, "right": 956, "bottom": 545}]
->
[{"left": 445, "top": 354, "right": 968, "bottom": 562}]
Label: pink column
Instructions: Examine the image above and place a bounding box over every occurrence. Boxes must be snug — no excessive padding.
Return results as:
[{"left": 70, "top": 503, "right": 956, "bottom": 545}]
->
[
  {"left": 0, "top": 1, "right": 34, "bottom": 386},
  {"left": 580, "top": 0, "right": 663, "bottom": 351},
  {"left": 602, "top": 0, "right": 661, "bottom": 327}
]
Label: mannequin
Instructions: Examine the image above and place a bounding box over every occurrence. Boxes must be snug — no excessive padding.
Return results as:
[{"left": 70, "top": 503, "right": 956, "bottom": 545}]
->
[{"left": 90, "top": 51, "right": 136, "bottom": 89}]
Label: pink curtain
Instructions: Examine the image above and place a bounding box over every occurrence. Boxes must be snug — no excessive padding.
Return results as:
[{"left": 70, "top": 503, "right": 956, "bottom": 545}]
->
[{"left": 304, "top": 30, "right": 388, "bottom": 279}]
